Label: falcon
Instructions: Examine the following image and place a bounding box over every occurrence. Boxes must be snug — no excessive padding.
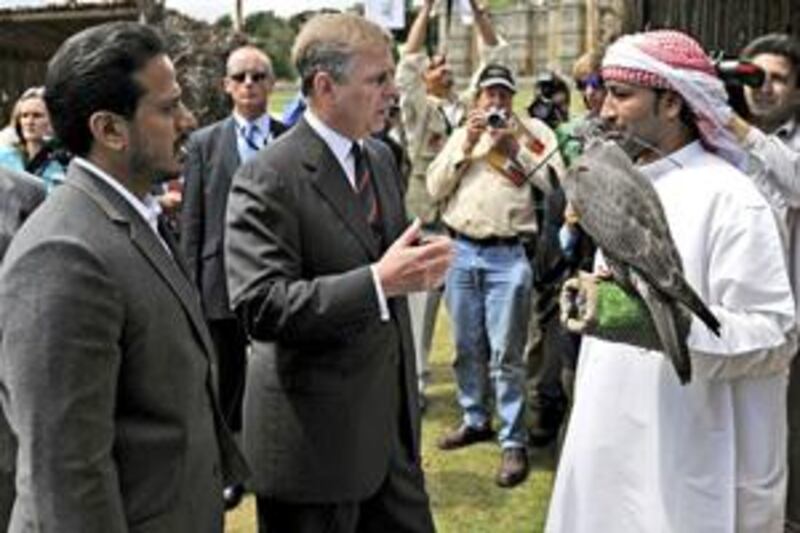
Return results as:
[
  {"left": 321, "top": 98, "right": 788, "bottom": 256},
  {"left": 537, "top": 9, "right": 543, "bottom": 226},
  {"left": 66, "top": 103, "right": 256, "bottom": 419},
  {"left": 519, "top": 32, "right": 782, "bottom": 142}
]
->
[{"left": 562, "top": 138, "right": 721, "bottom": 384}]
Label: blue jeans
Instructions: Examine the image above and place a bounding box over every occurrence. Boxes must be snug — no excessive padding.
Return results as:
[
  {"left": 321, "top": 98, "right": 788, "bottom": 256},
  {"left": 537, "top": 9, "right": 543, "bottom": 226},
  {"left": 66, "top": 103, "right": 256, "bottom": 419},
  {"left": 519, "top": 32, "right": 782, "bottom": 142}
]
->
[{"left": 444, "top": 237, "right": 532, "bottom": 448}]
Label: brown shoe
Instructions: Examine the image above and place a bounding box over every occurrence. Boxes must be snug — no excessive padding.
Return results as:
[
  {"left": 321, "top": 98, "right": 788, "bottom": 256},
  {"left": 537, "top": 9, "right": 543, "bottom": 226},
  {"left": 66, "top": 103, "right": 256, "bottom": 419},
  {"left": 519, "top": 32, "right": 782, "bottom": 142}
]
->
[
  {"left": 495, "top": 448, "right": 529, "bottom": 488},
  {"left": 437, "top": 423, "right": 495, "bottom": 450}
]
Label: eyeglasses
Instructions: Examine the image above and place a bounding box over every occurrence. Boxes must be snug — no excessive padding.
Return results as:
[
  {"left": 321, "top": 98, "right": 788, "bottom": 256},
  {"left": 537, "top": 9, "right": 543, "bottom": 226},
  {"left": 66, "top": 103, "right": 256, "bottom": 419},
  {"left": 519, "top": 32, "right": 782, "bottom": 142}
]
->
[
  {"left": 229, "top": 71, "right": 269, "bottom": 83},
  {"left": 576, "top": 73, "right": 604, "bottom": 92}
]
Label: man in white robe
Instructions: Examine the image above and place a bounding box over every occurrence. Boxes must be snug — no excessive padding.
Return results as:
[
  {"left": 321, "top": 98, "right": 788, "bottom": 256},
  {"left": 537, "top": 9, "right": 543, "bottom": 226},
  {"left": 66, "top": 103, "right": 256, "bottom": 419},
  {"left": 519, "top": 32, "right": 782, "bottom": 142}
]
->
[{"left": 546, "top": 30, "right": 797, "bottom": 533}]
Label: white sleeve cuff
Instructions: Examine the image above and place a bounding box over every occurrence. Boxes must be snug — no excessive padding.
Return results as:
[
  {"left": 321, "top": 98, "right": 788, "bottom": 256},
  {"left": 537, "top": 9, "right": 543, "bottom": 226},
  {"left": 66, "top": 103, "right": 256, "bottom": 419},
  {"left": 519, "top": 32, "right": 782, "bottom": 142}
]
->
[{"left": 370, "top": 265, "right": 391, "bottom": 322}]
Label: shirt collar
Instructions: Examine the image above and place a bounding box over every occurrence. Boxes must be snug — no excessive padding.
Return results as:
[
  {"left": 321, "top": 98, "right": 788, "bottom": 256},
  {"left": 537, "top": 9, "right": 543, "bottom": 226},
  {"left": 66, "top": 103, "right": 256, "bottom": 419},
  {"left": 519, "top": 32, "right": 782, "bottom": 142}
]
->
[
  {"left": 73, "top": 157, "right": 162, "bottom": 233},
  {"left": 303, "top": 108, "right": 362, "bottom": 168},
  {"left": 638, "top": 140, "right": 704, "bottom": 180},
  {"left": 232, "top": 111, "right": 271, "bottom": 135}
]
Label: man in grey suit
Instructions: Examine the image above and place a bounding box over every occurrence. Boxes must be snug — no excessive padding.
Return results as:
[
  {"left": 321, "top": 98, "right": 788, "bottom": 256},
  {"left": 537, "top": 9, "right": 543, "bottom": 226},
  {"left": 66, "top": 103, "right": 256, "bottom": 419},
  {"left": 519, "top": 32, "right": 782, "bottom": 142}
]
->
[
  {"left": 0, "top": 22, "right": 247, "bottom": 532},
  {"left": 181, "top": 45, "right": 287, "bottom": 438},
  {"left": 0, "top": 167, "right": 44, "bottom": 532},
  {"left": 225, "top": 13, "right": 453, "bottom": 533}
]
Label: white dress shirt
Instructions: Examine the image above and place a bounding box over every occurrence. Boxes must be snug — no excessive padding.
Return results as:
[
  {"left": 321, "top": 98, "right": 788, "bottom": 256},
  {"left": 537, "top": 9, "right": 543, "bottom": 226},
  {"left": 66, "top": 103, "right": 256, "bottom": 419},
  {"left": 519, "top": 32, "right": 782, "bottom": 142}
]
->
[{"left": 233, "top": 112, "right": 273, "bottom": 163}]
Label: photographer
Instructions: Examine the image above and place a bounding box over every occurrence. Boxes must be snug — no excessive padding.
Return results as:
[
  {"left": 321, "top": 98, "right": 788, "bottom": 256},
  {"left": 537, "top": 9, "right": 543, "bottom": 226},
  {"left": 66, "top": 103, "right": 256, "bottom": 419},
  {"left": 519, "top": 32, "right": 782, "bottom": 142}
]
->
[
  {"left": 730, "top": 32, "right": 800, "bottom": 533},
  {"left": 742, "top": 33, "right": 800, "bottom": 148},
  {"left": 428, "top": 64, "right": 564, "bottom": 488},
  {"left": 527, "top": 71, "right": 570, "bottom": 131},
  {"left": 396, "top": 0, "right": 510, "bottom": 412}
]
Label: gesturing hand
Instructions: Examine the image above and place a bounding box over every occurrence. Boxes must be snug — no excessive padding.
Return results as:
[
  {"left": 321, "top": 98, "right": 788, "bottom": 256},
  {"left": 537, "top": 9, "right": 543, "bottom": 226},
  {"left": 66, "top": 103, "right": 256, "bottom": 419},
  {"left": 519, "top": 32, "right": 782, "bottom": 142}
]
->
[{"left": 375, "top": 219, "right": 454, "bottom": 298}]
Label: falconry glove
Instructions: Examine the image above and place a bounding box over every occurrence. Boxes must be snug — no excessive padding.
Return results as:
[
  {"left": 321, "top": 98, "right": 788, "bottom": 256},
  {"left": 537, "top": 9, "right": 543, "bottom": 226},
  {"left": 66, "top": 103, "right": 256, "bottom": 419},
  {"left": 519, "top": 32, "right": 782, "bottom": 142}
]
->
[{"left": 560, "top": 271, "right": 691, "bottom": 352}]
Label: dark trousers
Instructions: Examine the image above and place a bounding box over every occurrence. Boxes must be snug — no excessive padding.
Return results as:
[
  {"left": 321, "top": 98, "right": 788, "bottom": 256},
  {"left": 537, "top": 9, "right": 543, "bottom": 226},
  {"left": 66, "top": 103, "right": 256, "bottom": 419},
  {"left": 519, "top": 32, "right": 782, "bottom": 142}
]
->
[
  {"left": 253, "top": 291, "right": 431, "bottom": 533},
  {"left": 0, "top": 411, "right": 14, "bottom": 532},
  {"left": 0, "top": 469, "right": 11, "bottom": 533},
  {"left": 255, "top": 447, "right": 434, "bottom": 533},
  {"left": 787, "top": 349, "right": 800, "bottom": 532},
  {"left": 208, "top": 318, "right": 248, "bottom": 432}
]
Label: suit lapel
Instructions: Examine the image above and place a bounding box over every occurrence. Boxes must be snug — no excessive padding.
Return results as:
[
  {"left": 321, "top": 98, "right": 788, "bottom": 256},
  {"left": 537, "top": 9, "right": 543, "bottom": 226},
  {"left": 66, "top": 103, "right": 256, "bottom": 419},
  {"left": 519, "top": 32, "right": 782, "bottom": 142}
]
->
[
  {"left": 365, "top": 139, "right": 405, "bottom": 244},
  {"left": 157, "top": 217, "right": 193, "bottom": 280},
  {"left": 67, "top": 166, "right": 217, "bottom": 363},
  {"left": 221, "top": 117, "right": 241, "bottom": 175},
  {"left": 299, "top": 120, "right": 381, "bottom": 259},
  {"left": 269, "top": 117, "right": 288, "bottom": 139}
]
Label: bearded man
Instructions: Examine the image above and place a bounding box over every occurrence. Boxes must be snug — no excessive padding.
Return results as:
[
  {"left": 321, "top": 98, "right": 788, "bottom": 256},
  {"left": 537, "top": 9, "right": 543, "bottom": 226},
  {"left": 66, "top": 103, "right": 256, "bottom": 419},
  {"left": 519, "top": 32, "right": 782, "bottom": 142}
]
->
[{"left": 546, "top": 30, "right": 796, "bottom": 533}]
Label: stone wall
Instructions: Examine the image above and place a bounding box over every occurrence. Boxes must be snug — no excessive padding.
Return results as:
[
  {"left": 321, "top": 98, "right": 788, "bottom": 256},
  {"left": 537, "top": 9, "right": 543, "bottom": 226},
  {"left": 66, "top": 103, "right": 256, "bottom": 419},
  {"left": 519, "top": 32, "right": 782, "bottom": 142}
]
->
[
  {"left": 437, "top": 0, "right": 797, "bottom": 86},
  {"left": 436, "top": 0, "right": 624, "bottom": 82}
]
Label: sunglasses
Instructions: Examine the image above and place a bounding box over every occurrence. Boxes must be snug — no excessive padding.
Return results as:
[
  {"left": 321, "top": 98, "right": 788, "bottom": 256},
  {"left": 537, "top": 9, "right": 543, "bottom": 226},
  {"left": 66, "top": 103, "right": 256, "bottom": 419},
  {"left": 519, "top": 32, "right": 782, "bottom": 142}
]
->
[
  {"left": 229, "top": 71, "right": 269, "bottom": 83},
  {"left": 576, "top": 73, "right": 604, "bottom": 91}
]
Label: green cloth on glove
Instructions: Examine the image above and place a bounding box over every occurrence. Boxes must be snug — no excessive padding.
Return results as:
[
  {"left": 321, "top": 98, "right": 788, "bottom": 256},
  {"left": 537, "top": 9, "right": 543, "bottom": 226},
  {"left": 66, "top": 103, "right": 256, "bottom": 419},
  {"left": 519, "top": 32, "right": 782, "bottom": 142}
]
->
[
  {"left": 594, "top": 280, "right": 663, "bottom": 351},
  {"left": 596, "top": 280, "right": 649, "bottom": 329},
  {"left": 561, "top": 274, "right": 665, "bottom": 351}
]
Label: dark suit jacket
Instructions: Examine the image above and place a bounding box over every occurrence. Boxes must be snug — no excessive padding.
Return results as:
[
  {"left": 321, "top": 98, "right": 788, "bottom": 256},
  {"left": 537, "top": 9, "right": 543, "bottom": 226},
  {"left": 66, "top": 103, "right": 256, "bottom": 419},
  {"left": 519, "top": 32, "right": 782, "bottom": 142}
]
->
[
  {"left": 0, "top": 166, "right": 44, "bottom": 531},
  {"left": 226, "top": 118, "right": 422, "bottom": 502},
  {"left": 0, "top": 163, "right": 247, "bottom": 532},
  {"left": 181, "top": 115, "right": 287, "bottom": 320}
]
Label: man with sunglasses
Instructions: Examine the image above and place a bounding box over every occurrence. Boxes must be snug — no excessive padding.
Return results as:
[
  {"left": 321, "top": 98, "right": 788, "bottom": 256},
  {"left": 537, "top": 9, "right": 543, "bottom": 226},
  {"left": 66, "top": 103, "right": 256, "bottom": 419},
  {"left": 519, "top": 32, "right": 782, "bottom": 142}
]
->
[
  {"left": 574, "top": 51, "right": 607, "bottom": 117},
  {"left": 551, "top": 51, "right": 607, "bottom": 167},
  {"left": 181, "top": 44, "right": 286, "bottom": 455}
]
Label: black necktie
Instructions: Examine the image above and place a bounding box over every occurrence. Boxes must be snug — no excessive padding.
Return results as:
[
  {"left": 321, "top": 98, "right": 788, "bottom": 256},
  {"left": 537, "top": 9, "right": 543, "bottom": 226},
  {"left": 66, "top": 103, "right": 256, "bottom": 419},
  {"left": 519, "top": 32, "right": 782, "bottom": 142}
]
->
[
  {"left": 351, "top": 142, "right": 382, "bottom": 239},
  {"left": 157, "top": 216, "right": 190, "bottom": 278}
]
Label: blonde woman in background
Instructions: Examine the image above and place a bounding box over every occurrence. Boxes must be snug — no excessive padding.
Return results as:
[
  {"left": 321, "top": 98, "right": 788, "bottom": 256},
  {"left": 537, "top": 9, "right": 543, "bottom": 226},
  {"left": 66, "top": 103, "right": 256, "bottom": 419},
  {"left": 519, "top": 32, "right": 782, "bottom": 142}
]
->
[{"left": 0, "top": 87, "right": 67, "bottom": 192}]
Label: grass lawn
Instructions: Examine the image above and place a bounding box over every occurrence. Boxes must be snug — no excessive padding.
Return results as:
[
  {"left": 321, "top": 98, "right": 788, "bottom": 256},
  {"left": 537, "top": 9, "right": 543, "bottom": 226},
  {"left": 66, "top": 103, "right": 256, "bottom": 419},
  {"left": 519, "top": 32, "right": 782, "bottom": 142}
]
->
[{"left": 224, "top": 310, "right": 557, "bottom": 532}]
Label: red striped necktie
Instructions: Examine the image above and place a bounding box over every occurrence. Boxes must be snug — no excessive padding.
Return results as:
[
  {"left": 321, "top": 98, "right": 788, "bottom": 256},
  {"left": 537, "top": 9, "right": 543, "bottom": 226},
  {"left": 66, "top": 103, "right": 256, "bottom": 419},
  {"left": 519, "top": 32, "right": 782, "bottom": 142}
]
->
[{"left": 351, "top": 142, "right": 382, "bottom": 238}]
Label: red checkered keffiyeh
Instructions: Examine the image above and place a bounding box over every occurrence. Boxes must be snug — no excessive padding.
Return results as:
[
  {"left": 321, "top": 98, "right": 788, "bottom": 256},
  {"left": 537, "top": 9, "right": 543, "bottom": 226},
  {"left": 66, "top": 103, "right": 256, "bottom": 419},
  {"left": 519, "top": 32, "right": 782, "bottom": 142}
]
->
[
  {"left": 602, "top": 30, "right": 716, "bottom": 89},
  {"left": 601, "top": 30, "right": 746, "bottom": 168}
]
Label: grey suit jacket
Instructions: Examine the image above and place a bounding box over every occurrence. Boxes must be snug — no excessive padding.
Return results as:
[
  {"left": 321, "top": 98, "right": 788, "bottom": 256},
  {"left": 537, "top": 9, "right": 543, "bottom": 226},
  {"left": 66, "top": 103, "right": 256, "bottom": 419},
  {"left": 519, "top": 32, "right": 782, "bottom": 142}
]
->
[
  {"left": 0, "top": 166, "right": 44, "bottom": 531},
  {"left": 0, "top": 167, "right": 44, "bottom": 261},
  {"left": 0, "top": 163, "right": 247, "bottom": 532},
  {"left": 181, "top": 116, "right": 287, "bottom": 320},
  {"left": 226, "top": 118, "right": 422, "bottom": 502}
]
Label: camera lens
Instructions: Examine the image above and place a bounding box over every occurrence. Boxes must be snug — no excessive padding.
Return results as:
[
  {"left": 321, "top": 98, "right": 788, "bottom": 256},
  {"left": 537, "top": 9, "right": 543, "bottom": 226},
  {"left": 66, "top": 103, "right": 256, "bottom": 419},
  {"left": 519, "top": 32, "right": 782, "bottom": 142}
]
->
[{"left": 486, "top": 109, "right": 506, "bottom": 128}]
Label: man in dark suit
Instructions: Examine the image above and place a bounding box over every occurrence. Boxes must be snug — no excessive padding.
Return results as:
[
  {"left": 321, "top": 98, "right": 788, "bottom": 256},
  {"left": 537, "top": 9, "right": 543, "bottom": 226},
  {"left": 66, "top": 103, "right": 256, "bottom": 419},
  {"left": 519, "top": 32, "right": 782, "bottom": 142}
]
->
[
  {"left": 225, "top": 13, "right": 453, "bottom": 533},
  {"left": 0, "top": 167, "right": 44, "bottom": 532},
  {"left": 0, "top": 22, "right": 247, "bottom": 532},
  {"left": 181, "top": 45, "right": 287, "bottom": 437}
]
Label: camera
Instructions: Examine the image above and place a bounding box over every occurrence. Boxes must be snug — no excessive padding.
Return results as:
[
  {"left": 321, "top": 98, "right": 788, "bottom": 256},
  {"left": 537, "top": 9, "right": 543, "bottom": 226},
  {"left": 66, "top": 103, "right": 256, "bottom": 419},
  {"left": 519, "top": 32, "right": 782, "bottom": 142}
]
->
[
  {"left": 710, "top": 53, "right": 767, "bottom": 120},
  {"left": 485, "top": 107, "right": 508, "bottom": 129},
  {"left": 527, "top": 71, "right": 570, "bottom": 130},
  {"left": 536, "top": 78, "right": 558, "bottom": 100},
  {"left": 715, "top": 59, "right": 765, "bottom": 88}
]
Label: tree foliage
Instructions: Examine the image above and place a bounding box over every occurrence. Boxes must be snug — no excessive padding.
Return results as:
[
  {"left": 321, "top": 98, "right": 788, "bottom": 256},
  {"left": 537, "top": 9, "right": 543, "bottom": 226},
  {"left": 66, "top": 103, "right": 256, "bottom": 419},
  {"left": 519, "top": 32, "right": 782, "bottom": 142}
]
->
[
  {"left": 241, "top": 11, "right": 297, "bottom": 79},
  {"left": 208, "top": 1, "right": 519, "bottom": 81}
]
